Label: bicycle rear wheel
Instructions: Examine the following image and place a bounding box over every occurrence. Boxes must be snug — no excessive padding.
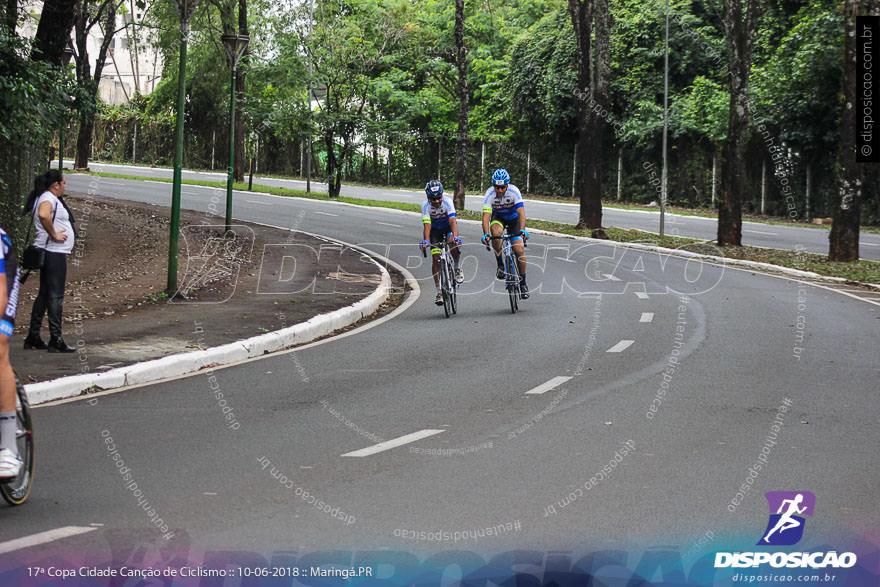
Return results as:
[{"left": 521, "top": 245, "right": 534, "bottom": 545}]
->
[
  {"left": 447, "top": 261, "right": 457, "bottom": 315},
  {"left": 1, "top": 373, "right": 34, "bottom": 506}
]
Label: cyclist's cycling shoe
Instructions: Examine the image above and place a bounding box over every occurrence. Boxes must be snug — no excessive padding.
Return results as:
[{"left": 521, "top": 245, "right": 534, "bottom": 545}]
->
[
  {"left": 454, "top": 268, "right": 464, "bottom": 284},
  {"left": 520, "top": 281, "right": 530, "bottom": 299},
  {"left": 435, "top": 292, "right": 444, "bottom": 305},
  {"left": 47, "top": 337, "right": 75, "bottom": 353},
  {"left": 496, "top": 267, "right": 505, "bottom": 280},
  {"left": 0, "top": 448, "right": 22, "bottom": 479}
]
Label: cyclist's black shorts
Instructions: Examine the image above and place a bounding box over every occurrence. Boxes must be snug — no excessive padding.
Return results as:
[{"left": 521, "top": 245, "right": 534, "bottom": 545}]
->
[
  {"left": 490, "top": 217, "right": 522, "bottom": 239},
  {"left": 429, "top": 226, "right": 453, "bottom": 246}
]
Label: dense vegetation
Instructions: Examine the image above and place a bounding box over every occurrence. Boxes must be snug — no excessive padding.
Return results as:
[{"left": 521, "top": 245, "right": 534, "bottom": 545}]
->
[{"left": 3, "top": 0, "right": 878, "bottom": 244}]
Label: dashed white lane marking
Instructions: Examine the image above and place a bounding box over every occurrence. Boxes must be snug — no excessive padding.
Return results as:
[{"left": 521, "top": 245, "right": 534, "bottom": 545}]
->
[
  {"left": 606, "top": 340, "right": 635, "bottom": 353},
  {"left": 862, "top": 242, "right": 879, "bottom": 247},
  {"left": 341, "top": 429, "right": 444, "bottom": 457},
  {"left": 635, "top": 292, "right": 650, "bottom": 299},
  {"left": 744, "top": 229, "right": 778, "bottom": 236},
  {"left": 313, "top": 211, "right": 339, "bottom": 217},
  {"left": 376, "top": 222, "right": 402, "bottom": 228},
  {"left": 639, "top": 312, "right": 655, "bottom": 323},
  {"left": 246, "top": 200, "right": 272, "bottom": 206},
  {"left": 525, "top": 376, "right": 573, "bottom": 395},
  {"left": 602, "top": 274, "right": 622, "bottom": 281},
  {"left": 0, "top": 527, "right": 98, "bottom": 555}
]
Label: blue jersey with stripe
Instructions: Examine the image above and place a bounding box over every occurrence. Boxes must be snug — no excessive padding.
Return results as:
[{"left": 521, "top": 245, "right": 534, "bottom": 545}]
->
[
  {"left": 422, "top": 197, "right": 457, "bottom": 230},
  {"left": 482, "top": 184, "right": 524, "bottom": 222},
  {"left": 0, "top": 228, "right": 20, "bottom": 337}
]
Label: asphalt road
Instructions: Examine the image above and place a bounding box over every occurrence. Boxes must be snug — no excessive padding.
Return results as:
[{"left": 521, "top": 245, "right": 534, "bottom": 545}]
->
[
  {"left": 2, "top": 175, "right": 878, "bottom": 581},
  {"left": 66, "top": 161, "right": 880, "bottom": 261}
]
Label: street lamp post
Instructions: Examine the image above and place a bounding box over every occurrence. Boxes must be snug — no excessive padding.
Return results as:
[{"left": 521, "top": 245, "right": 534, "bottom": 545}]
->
[
  {"left": 168, "top": 0, "right": 199, "bottom": 296},
  {"left": 222, "top": 33, "right": 250, "bottom": 234},
  {"left": 660, "top": 0, "right": 669, "bottom": 238},
  {"left": 58, "top": 44, "right": 75, "bottom": 172}
]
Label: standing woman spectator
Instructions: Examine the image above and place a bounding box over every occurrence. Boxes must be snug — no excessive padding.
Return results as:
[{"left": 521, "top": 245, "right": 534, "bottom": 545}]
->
[{"left": 22, "top": 170, "right": 76, "bottom": 353}]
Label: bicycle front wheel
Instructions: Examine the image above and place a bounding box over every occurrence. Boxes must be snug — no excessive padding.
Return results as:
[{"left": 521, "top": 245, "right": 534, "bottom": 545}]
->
[
  {"left": 506, "top": 257, "right": 518, "bottom": 314},
  {"left": 439, "top": 260, "right": 452, "bottom": 318},
  {"left": 1, "top": 373, "right": 34, "bottom": 506}
]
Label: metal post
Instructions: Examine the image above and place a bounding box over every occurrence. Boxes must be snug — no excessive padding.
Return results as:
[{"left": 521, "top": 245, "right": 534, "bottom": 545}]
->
[
  {"left": 761, "top": 159, "right": 766, "bottom": 215},
  {"left": 167, "top": 14, "right": 189, "bottom": 295},
  {"left": 660, "top": 0, "right": 669, "bottom": 238},
  {"left": 526, "top": 144, "right": 531, "bottom": 194},
  {"left": 571, "top": 143, "right": 577, "bottom": 199},
  {"left": 306, "top": 0, "right": 314, "bottom": 193},
  {"left": 225, "top": 63, "right": 236, "bottom": 232},
  {"left": 617, "top": 148, "right": 623, "bottom": 201},
  {"left": 58, "top": 124, "right": 64, "bottom": 172}
]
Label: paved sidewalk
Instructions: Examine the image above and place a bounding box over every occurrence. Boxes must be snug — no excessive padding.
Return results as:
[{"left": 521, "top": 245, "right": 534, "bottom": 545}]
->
[{"left": 11, "top": 196, "right": 392, "bottom": 401}]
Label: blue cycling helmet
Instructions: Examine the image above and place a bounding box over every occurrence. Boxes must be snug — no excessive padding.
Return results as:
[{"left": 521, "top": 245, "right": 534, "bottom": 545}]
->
[
  {"left": 492, "top": 168, "right": 510, "bottom": 186},
  {"left": 425, "top": 180, "right": 444, "bottom": 198}
]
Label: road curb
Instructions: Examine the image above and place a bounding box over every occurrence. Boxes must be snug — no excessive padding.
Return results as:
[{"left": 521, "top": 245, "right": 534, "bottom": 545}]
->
[
  {"left": 523, "top": 227, "right": 880, "bottom": 288},
  {"left": 24, "top": 244, "right": 393, "bottom": 406}
]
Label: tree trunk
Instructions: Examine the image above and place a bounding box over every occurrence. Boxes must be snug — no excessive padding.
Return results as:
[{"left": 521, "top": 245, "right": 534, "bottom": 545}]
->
[
  {"left": 73, "top": 0, "right": 117, "bottom": 170},
  {"left": 829, "top": 0, "right": 863, "bottom": 261},
  {"left": 31, "top": 0, "right": 77, "bottom": 64},
  {"left": 717, "top": 0, "right": 760, "bottom": 246},
  {"left": 568, "top": 0, "right": 606, "bottom": 235},
  {"left": 325, "top": 131, "right": 340, "bottom": 198},
  {"left": 75, "top": 114, "right": 94, "bottom": 169},
  {"left": 453, "top": 0, "right": 469, "bottom": 210}
]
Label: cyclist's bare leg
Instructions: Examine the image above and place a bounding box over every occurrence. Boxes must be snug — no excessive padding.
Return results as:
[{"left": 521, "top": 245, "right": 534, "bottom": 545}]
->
[
  {"left": 0, "top": 335, "right": 18, "bottom": 458},
  {"left": 512, "top": 239, "right": 526, "bottom": 277},
  {"left": 431, "top": 253, "right": 441, "bottom": 288},
  {"left": 446, "top": 234, "right": 461, "bottom": 263}
]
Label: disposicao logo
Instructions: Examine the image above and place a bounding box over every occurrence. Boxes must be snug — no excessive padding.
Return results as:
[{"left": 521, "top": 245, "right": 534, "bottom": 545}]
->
[
  {"left": 758, "top": 491, "right": 815, "bottom": 546},
  {"left": 714, "top": 491, "right": 858, "bottom": 570}
]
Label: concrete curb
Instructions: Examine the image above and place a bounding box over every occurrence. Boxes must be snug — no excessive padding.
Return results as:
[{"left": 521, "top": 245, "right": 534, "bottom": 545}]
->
[{"left": 25, "top": 247, "right": 393, "bottom": 406}]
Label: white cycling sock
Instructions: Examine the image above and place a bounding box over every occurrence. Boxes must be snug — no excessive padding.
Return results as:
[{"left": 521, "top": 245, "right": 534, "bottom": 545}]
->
[{"left": 0, "top": 411, "right": 17, "bottom": 455}]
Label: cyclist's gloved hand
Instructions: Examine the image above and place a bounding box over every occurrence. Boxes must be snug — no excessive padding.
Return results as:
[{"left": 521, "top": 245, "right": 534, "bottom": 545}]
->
[
  {"left": 481, "top": 233, "right": 491, "bottom": 245},
  {"left": 452, "top": 236, "right": 462, "bottom": 245},
  {"left": 419, "top": 239, "right": 429, "bottom": 250},
  {"left": 521, "top": 230, "right": 530, "bottom": 240}
]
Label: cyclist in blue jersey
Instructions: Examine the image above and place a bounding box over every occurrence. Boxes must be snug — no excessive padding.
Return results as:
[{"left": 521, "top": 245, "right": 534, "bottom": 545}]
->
[
  {"left": 0, "top": 228, "right": 22, "bottom": 478},
  {"left": 481, "top": 169, "right": 529, "bottom": 298},
  {"left": 419, "top": 180, "right": 463, "bottom": 305}
]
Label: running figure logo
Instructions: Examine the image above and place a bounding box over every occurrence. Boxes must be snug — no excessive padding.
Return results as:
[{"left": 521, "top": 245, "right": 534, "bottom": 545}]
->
[{"left": 758, "top": 491, "right": 816, "bottom": 546}]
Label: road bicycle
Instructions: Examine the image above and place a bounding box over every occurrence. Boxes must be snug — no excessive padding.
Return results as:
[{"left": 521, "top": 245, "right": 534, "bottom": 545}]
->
[
  {"left": 422, "top": 241, "right": 458, "bottom": 318},
  {"left": 487, "top": 233, "right": 527, "bottom": 314},
  {"left": 1, "top": 371, "right": 34, "bottom": 506}
]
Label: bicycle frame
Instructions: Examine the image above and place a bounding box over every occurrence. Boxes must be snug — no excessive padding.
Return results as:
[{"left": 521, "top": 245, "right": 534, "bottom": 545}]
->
[{"left": 423, "top": 240, "right": 458, "bottom": 317}]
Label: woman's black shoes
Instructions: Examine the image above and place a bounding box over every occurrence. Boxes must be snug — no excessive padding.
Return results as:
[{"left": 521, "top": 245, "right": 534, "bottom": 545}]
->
[
  {"left": 47, "top": 337, "right": 75, "bottom": 353},
  {"left": 23, "top": 334, "right": 47, "bottom": 350}
]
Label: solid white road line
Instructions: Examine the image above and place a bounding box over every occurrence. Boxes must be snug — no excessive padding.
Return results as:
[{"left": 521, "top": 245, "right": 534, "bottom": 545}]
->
[
  {"left": 606, "top": 340, "right": 635, "bottom": 353},
  {"left": 554, "top": 257, "right": 577, "bottom": 263},
  {"left": 246, "top": 200, "right": 272, "bottom": 206},
  {"left": 0, "top": 526, "right": 98, "bottom": 555},
  {"left": 639, "top": 312, "right": 655, "bottom": 323},
  {"left": 744, "top": 229, "right": 779, "bottom": 236},
  {"left": 341, "top": 429, "right": 445, "bottom": 457},
  {"left": 525, "top": 376, "right": 573, "bottom": 396},
  {"left": 376, "top": 222, "right": 402, "bottom": 228},
  {"left": 862, "top": 242, "right": 879, "bottom": 247},
  {"left": 313, "top": 211, "right": 339, "bottom": 217},
  {"left": 635, "top": 292, "right": 650, "bottom": 299}
]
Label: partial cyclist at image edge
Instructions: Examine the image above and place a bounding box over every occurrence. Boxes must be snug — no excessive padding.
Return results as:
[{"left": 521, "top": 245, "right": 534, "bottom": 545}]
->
[
  {"left": 419, "top": 180, "right": 463, "bottom": 306},
  {"left": 0, "top": 227, "right": 22, "bottom": 479},
  {"left": 481, "top": 168, "right": 530, "bottom": 299}
]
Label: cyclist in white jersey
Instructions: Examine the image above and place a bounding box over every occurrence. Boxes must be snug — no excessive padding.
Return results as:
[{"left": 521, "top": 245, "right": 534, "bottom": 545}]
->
[
  {"left": 0, "top": 228, "right": 22, "bottom": 478},
  {"left": 480, "top": 169, "right": 529, "bottom": 298},
  {"left": 419, "top": 180, "right": 463, "bottom": 305}
]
